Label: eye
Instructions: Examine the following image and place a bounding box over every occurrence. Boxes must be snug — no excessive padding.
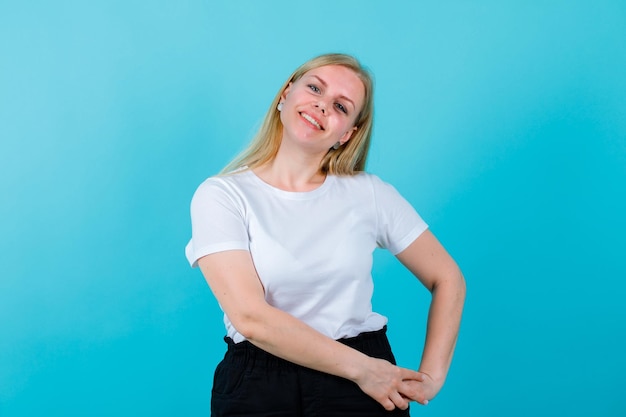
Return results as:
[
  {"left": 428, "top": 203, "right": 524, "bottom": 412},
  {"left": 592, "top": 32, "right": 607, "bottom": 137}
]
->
[
  {"left": 335, "top": 102, "right": 348, "bottom": 114},
  {"left": 308, "top": 84, "right": 320, "bottom": 93}
]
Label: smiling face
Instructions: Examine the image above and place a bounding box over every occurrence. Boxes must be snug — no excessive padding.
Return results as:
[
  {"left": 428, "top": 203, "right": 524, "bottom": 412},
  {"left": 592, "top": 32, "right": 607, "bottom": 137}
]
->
[{"left": 278, "top": 65, "right": 366, "bottom": 154}]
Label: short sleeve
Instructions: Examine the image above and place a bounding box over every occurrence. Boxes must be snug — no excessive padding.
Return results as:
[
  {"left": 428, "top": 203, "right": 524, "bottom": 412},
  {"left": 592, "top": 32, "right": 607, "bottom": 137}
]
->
[
  {"left": 372, "top": 176, "right": 429, "bottom": 255},
  {"left": 185, "top": 178, "right": 249, "bottom": 267}
]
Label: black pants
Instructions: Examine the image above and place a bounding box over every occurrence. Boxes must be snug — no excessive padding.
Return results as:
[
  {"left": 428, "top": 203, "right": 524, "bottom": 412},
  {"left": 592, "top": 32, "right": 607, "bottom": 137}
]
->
[{"left": 211, "top": 326, "right": 411, "bottom": 417}]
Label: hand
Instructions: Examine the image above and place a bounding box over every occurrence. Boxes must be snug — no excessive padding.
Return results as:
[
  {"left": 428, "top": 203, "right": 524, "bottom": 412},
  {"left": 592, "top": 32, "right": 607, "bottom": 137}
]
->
[
  {"left": 403, "top": 371, "right": 441, "bottom": 406},
  {"left": 352, "top": 357, "right": 425, "bottom": 411}
]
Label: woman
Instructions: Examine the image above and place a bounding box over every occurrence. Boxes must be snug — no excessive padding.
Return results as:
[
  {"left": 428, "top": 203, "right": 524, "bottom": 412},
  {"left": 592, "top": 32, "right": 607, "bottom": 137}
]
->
[{"left": 186, "top": 53, "right": 465, "bottom": 416}]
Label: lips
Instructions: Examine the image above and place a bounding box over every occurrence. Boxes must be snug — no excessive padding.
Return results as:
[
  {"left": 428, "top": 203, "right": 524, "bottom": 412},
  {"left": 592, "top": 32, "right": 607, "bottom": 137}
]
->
[{"left": 300, "top": 112, "right": 324, "bottom": 130}]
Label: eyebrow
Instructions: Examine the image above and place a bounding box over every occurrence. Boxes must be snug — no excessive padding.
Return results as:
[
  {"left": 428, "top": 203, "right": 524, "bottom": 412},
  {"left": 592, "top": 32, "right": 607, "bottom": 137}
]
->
[{"left": 309, "top": 75, "right": 356, "bottom": 110}]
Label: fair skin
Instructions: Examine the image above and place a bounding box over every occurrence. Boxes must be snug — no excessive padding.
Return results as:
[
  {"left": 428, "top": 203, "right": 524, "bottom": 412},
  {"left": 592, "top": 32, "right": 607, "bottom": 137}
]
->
[
  {"left": 256, "top": 65, "right": 361, "bottom": 191},
  {"left": 396, "top": 231, "right": 466, "bottom": 401},
  {"left": 198, "top": 64, "right": 466, "bottom": 410}
]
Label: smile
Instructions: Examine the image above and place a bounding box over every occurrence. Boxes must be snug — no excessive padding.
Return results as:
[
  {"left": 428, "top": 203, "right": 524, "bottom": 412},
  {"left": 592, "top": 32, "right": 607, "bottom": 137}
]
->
[{"left": 300, "top": 112, "right": 323, "bottom": 130}]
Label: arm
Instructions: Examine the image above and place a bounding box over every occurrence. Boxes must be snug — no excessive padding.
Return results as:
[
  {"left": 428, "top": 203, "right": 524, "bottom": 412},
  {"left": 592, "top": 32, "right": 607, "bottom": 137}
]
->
[
  {"left": 198, "top": 250, "right": 426, "bottom": 410},
  {"left": 396, "top": 230, "right": 466, "bottom": 403}
]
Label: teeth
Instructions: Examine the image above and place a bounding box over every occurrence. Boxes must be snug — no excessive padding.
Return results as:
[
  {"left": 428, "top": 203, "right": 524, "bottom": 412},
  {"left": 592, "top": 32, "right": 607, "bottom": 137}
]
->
[{"left": 302, "top": 113, "right": 321, "bottom": 129}]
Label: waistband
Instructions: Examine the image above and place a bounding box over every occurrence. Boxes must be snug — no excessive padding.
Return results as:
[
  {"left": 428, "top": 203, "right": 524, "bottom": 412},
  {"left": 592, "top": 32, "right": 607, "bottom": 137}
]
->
[
  {"left": 222, "top": 326, "right": 391, "bottom": 369},
  {"left": 224, "top": 326, "right": 388, "bottom": 348}
]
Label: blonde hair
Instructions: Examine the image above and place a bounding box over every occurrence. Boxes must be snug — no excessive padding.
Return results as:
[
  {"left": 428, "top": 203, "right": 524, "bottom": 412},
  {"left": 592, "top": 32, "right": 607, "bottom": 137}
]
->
[{"left": 221, "top": 53, "right": 374, "bottom": 175}]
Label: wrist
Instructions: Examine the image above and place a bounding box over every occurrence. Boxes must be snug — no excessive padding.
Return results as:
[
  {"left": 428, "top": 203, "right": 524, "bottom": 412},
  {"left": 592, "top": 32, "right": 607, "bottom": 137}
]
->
[{"left": 339, "top": 347, "right": 372, "bottom": 383}]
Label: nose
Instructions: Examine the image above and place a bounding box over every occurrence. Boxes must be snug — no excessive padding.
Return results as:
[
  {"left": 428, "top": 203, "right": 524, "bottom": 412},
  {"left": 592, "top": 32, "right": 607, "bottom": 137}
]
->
[{"left": 315, "top": 101, "right": 326, "bottom": 114}]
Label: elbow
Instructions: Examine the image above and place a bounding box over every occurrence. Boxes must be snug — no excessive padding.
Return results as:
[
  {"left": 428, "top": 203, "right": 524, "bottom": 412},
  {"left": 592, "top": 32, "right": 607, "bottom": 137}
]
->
[
  {"left": 432, "top": 265, "right": 466, "bottom": 301},
  {"left": 452, "top": 267, "right": 466, "bottom": 303},
  {"left": 457, "top": 269, "right": 466, "bottom": 298},
  {"left": 228, "top": 304, "right": 272, "bottom": 342},
  {"left": 231, "top": 318, "right": 255, "bottom": 341}
]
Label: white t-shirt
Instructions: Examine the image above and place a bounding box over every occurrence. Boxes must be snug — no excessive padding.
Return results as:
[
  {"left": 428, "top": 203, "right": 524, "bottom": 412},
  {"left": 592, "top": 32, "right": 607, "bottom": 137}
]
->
[{"left": 185, "top": 170, "right": 428, "bottom": 343}]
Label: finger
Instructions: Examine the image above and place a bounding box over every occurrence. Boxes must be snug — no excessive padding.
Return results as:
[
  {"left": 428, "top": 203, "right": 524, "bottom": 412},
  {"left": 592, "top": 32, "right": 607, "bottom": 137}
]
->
[
  {"left": 399, "top": 368, "right": 424, "bottom": 381},
  {"left": 389, "top": 391, "right": 409, "bottom": 410},
  {"left": 398, "top": 380, "right": 421, "bottom": 403},
  {"left": 380, "top": 397, "right": 396, "bottom": 411},
  {"left": 418, "top": 371, "right": 435, "bottom": 383},
  {"left": 412, "top": 390, "right": 429, "bottom": 406}
]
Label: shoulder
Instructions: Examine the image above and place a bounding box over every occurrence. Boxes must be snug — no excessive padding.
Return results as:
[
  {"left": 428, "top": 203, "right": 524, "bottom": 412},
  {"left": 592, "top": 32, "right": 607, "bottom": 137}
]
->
[
  {"left": 194, "top": 170, "right": 252, "bottom": 193},
  {"left": 333, "top": 171, "right": 385, "bottom": 186},
  {"left": 191, "top": 170, "right": 254, "bottom": 206},
  {"left": 333, "top": 172, "right": 397, "bottom": 193},
  {"left": 327, "top": 173, "right": 410, "bottom": 211},
  {"left": 342, "top": 173, "right": 416, "bottom": 213}
]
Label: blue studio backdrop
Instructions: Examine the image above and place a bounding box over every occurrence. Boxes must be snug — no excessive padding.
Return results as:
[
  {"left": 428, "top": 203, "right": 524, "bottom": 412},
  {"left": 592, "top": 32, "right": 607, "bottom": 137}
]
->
[{"left": 1, "top": 1, "right": 625, "bottom": 416}]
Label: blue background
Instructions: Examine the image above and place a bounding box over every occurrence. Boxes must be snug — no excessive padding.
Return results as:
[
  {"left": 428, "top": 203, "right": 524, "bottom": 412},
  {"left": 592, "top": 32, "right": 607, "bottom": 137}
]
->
[{"left": 1, "top": 1, "right": 625, "bottom": 416}]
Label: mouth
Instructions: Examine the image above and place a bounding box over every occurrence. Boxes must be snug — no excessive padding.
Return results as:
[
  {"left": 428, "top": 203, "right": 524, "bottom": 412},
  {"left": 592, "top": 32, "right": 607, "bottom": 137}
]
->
[{"left": 300, "top": 112, "right": 324, "bottom": 130}]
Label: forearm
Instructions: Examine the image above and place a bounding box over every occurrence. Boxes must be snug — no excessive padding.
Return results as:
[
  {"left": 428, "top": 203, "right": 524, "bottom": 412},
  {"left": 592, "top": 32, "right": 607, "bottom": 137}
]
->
[
  {"left": 237, "top": 304, "right": 368, "bottom": 382},
  {"left": 199, "top": 250, "right": 424, "bottom": 409},
  {"left": 418, "top": 269, "right": 466, "bottom": 387}
]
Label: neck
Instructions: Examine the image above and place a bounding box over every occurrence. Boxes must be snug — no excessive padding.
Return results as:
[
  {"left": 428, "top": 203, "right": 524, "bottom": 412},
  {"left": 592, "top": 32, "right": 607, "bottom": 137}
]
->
[{"left": 253, "top": 144, "right": 327, "bottom": 192}]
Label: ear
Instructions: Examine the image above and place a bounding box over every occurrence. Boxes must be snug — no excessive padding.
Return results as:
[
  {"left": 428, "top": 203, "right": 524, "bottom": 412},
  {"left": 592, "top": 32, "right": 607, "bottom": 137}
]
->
[
  {"left": 340, "top": 126, "right": 358, "bottom": 145},
  {"left": 281, "top": 82, "right": 293, "bottom": 102}
]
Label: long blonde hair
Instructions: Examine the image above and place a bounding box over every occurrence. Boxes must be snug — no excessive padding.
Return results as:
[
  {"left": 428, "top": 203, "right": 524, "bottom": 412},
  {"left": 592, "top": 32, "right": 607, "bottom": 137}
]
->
[{"left": 221, "top": 53, "right": 375, "bottom": 175}]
